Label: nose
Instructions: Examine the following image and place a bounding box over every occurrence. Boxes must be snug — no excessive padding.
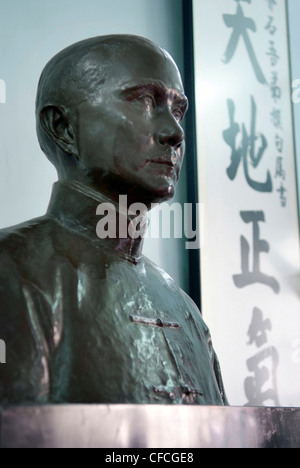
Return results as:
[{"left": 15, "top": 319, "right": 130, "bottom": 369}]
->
[{"left": 157, "top": 111, "right": 185, "bottom": 149}]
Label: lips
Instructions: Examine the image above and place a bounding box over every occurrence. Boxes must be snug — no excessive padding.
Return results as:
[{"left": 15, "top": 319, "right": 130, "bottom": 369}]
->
[
  {"left": 145, "top": 158, "right": 181, "bottom": 182},
  {"left": 137, "top": 154, "right": 181, "bottom": 183},
  {"left": 150, "top": 159, "right": 175, "bottom": 167},
  {"left": 139, "top": 153, "right": 180, "bottom": 169}
]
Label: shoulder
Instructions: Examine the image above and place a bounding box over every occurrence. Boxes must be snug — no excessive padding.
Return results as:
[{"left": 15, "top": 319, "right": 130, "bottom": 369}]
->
[
  {"left": 142, "top": 255, "right": 180, "bottom": 289},
  {"left": 142, "top": 254, "right": 207, "bottom": 323},
  {"left": 0, "top": 216, "right": 54, "bottom": 251},
  {"left": 0, "top": 216, "right": 63, "bottom": 308},
  {"left": 143, "top": 255, "right": 197, "bottom": 302},
  {"left": 0, "top": 215, "right": 61, "bottom": 270},
  {"left": 0, "top": 217, "right": 49, "bottom": 297}
]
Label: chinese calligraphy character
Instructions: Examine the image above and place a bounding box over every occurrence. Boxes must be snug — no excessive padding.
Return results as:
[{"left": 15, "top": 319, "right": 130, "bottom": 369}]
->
[
  {"left": 247, "top": 307, "right": 272, "bottom": 348},
  {"left": 233, "top": 211, "right": 280, "bottom": 294},
  {"left": 277, "top": 183, "right": 287, "bottom": 207},
  {"left": 270, "top": 108, "right": 282, "bottom": 129},
  {"left": 275, "top": 134, "right": 283, "bottom": 153},
  {"left": 224, "top": 97, "right": 272, "bottom": 192},
  {"left": 265, "top": 0, "right": 277, "bottom": 11},
  {"left": 245, "top": 308, "right": 280, "bottom": 406},
  {"left": 270, "top": 71, "right": 281, "bottom": 103},
  {"left": 275, "top": 157, "right": 286, "bottom": 180},
  {"left": 222, "top": 3, "right": 267, "bottom": 84},
  {"left": 265, "top": 16, "right": 277, "bottom": 35},
  {"left": 266, "top": 40, "right": 280, "bottom": 66},
  {"left": 245, "top": 347, "right": 280, "bottom": 406}
]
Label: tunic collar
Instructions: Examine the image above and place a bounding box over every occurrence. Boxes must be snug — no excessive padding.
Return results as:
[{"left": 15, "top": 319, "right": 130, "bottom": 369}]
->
[{"left": 47, "top": 180, "right": 147, "bottom": 264}]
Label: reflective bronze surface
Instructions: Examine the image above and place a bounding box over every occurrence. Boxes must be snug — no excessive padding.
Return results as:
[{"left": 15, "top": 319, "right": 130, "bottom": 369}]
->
[{"left": 0, "top": 35, "right": 227, "bottom": 405}]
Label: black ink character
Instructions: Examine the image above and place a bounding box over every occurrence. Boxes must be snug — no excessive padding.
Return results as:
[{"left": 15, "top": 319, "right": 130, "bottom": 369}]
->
[
  {"left": 275, "top": 157, "right": 285, "bottom": 180},
  {"left": 233, "top": 211, "right": 280, "bottom": 294},
  {"left": 247, "top": 307, "right": 272, "bottom": 348},
  {"left": 245, "top": 347, "right": 280, "bottom": 406},
  {"left": 265, "top": 16, "right": 277, "bottom": 36},
  {"left": 270, "top": 108, "right": 282, "bottom": 129},
  {"left": 266, "top": 41, "right": 280, "bottom": 67},
  {"left": 265, "top": 0, "right": 277, "bottom": 12},
  {"left": 222, "top": 3, "right": 267, "bottom": 84},
  {"left": 270, "top": 71, "right": 281, "bottom": 103},
  {"left": 277, "top": 184, "right": 287, "bottom": 207},
  {"left": 275, "top": 134, "right": 283, "bottom": 153},
  {"left": 224, "top": 97, "right": 272, "bottom": 192}
]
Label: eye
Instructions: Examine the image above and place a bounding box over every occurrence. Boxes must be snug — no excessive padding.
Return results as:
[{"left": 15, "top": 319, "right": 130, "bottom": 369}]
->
[
  {"left": 172, "top": 107, "right": 184, "bottom": 122},
  {"left": 138, "top": 94, "right": 155, "bottom": 112}
]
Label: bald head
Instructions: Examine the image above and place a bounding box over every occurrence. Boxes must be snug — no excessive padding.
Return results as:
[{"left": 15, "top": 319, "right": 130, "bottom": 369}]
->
[
  {"left": 36, "top": 35, "right": 169, "bottom": 111},
  {"left": 36, "top": 35, "right": 172, "bottom": 163},
  {"left": 35, "top": 35, "right": 187, "bottom": 204}
]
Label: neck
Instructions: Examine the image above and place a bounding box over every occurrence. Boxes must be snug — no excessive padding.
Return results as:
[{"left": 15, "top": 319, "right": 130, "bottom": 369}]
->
[{"left": 47, "top": 180, "right": 148, "bottom": 264}]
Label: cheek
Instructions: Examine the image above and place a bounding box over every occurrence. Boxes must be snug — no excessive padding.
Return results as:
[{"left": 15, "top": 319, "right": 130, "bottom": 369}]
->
[
  {"left": 115, "top": 108, "right": 154, "bottom": 150},
  {"left": 77, "top": 106, "right": 155, "bottom": 173},
  {"left": 77, "top": 117, "right": 116, "bottom": 168},
  {"left": 113, "top": 123, "right": 154, "bottom": 163}
]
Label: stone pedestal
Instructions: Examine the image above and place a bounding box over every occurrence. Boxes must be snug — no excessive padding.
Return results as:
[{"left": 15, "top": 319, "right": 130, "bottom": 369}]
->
[{"left": 1, "top": 405, "right": 299, "bottom": 448}]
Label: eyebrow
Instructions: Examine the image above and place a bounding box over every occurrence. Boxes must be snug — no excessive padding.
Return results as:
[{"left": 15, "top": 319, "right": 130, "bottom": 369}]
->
[{"left": 120, "top": 81, "right": 189, "bottom": 111}]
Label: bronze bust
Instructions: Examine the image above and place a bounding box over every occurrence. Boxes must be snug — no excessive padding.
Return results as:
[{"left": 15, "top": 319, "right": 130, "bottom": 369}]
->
[{"left": 0, "top": 35, "right": 227, "bottom": 405}]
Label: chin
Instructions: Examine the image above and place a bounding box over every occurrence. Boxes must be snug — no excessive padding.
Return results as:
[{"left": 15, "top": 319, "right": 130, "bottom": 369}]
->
[{"left": 148, "top": 179, "right": 176, "bottom": 204}]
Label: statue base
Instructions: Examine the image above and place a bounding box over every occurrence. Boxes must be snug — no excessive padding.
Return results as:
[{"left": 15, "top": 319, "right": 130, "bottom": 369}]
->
[{"left": 1, "top": 405, "right": 299, "bottom": 448}]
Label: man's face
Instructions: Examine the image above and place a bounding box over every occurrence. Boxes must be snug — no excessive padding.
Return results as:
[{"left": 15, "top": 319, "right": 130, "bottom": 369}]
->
[{"left": 73, "top": 43, "right": 188, "bottom": 204}]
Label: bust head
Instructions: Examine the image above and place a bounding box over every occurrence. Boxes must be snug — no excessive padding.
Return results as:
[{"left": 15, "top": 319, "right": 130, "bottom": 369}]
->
[{"left": 36, "top": 35, "right": 188, "bottom": 206}]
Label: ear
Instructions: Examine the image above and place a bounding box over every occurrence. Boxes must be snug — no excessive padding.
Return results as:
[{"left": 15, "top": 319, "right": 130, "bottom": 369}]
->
[{"left": 40, "top": 106, "right": 79, "bottom": 157}]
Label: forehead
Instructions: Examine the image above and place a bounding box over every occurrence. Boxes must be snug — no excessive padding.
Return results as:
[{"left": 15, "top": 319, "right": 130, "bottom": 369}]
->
[{"left": 87, "top": 43, "right": 184, "bottom": 94}]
